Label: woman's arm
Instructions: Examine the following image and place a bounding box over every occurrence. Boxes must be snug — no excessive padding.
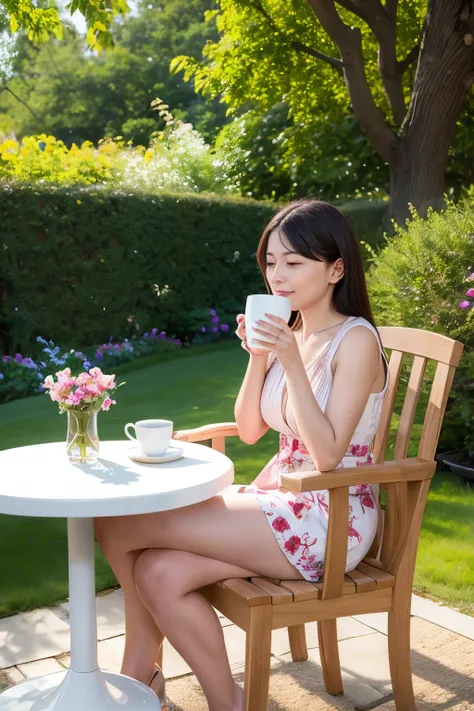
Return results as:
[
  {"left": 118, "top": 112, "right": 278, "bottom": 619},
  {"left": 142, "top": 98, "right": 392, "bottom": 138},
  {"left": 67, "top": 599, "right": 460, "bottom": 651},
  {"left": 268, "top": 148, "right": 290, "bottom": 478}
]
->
[
  {"left": 235, "top": 354, "right": 270, "bottom": 445},
  {"left": 252, "top": 316, "right": 380, "bottom": 470},
  {"left": 284, "top": 327, "right": 380, "bottom": 470}
]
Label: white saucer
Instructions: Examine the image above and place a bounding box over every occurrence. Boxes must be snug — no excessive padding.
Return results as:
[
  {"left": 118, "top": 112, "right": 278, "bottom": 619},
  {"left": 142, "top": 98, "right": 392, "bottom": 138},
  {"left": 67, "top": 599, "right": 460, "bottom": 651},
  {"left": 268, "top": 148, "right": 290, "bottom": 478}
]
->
[{"left": 127, "top": 445, "right": 184, "bottom": 464}]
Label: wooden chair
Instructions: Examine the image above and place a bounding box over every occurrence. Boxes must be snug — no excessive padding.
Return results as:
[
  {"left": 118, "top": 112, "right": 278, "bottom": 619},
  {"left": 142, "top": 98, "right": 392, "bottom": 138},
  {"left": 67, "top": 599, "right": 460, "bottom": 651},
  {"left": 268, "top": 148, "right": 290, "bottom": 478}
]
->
[{"left": 175, "top": 327, "right": 463, "bottom": 711}]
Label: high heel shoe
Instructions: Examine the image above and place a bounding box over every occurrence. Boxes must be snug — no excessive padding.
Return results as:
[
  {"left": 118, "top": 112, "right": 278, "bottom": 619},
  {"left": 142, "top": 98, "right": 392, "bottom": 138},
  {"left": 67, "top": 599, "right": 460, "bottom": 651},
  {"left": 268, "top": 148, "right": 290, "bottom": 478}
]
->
[{"left": 147, "top": 663, "right": 167, "bottom": 709}]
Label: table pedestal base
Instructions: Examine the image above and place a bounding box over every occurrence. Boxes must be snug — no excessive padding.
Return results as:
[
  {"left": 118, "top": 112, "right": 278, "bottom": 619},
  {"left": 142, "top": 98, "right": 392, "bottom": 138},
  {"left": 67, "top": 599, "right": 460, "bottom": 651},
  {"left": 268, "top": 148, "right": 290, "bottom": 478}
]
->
[{"left": 0, "top": 669, "right": 161, "bottom": 710}]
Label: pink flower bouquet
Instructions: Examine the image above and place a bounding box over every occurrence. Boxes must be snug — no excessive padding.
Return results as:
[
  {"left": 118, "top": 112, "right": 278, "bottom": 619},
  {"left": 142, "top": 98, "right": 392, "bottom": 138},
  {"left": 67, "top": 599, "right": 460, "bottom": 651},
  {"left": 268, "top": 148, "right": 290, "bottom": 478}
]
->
[{"left": 43, "top": 367, "right": 125, "bottom": 464}]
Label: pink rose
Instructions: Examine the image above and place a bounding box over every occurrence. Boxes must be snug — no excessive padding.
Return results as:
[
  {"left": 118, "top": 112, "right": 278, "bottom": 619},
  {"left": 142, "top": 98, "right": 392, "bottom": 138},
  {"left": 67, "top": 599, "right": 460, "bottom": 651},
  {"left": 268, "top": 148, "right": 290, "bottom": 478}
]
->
[
  {"left": 272, "top": 516, "right": 291, "bottom": 533},
  {"left": 76, "top": 372, "right": 94, "bottom": 387},
  {"left": 284, "top": 536, "right": 301, "bottom": 555},
  {"left": 466, "top": 288, "right": 474, "bottom": 297},
  {"left": 89, "top": 367, "right": 115, "bottom": 391},
  {"left": 65, "top": 390, "right": 85, "bottom": 406},
  {"left": 55, "top": 368, "right": 75, "bottom": 388},
  {"left": 43, "top": 375, "right": 55, "bottom": 390},
  {"left": 102, "top": 398, "right": 116, "bottom": 411}
]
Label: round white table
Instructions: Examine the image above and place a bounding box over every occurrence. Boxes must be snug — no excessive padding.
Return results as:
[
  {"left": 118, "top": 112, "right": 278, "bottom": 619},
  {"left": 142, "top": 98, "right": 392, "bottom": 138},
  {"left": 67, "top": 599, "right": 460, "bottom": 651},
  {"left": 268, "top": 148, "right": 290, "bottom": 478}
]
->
[{"left": 0, "top": 439, "right": 234, "bottom": 711}]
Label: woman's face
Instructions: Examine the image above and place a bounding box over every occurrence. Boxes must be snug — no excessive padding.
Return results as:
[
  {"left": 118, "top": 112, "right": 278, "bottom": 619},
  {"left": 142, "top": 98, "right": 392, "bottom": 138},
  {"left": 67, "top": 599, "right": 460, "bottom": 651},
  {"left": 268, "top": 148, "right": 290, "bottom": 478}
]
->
[{"left": 265, "top": 229, "right": 344, "bottom": 312}]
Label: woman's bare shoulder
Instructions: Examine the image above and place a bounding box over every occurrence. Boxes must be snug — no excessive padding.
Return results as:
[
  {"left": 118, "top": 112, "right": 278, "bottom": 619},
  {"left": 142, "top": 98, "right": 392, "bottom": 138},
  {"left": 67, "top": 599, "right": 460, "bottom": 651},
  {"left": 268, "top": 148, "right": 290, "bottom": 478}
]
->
[{"left": 333, "top": 324, "right": 380, "bottom": 368}]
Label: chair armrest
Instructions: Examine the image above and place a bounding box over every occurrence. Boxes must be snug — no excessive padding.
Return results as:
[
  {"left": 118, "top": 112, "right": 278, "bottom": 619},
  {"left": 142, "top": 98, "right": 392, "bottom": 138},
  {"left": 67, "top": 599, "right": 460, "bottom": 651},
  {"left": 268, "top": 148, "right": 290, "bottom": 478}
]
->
[
  {"left": 173, "top": 422, "right": 239, "bottom": 443},
  {"left": 279, "top": 457, "right": 436, "bottom": 493}
]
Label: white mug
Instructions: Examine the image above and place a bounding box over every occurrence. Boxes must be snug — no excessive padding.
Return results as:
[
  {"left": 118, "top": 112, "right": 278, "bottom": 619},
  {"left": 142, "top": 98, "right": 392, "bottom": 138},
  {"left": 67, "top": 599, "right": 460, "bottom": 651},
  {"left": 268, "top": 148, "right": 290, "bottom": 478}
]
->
[
  {"left": 245, "top": 294, "right": 292, "bottom": 348},
  {"left": 124, "top": 419, "right": 173, "bottom": 456}
]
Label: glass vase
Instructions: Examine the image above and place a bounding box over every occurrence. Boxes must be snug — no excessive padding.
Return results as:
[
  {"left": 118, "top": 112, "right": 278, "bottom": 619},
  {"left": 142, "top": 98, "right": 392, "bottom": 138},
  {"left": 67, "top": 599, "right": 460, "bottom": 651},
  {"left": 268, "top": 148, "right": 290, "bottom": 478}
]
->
[{"left": 66, "top": 409, "right": 100, "bottom": 464}]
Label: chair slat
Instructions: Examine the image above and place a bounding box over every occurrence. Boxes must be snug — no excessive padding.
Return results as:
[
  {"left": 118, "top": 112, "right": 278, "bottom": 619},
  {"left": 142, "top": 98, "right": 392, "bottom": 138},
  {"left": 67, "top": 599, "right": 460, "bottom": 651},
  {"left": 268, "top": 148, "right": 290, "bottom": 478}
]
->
[
  {"left": 316, "top": 575, "right": 356, "bottom": 596},
  {"left": 322, "top": 487, "right": 349, "bottom": 599},
  {"left": 221, "top": 579, "right": 272, "bottom": 606},
  {"left": 357, "top": 562, "right": 395, "bottom": 589},
  {"left": 277, "top": 580, "right": 321, "bottom": 602},
  {"left": 385, "top": 480, "right": 424, "bottom": 575},
  {"left": 395, "top": 355, "right": 427, "bottom": 459},
  {"left": 250, "top": 578, "right": 294, "bottom": 604},
  {"left": 418, "top": 362, "right": 457, "bottom": 461},
  {"left": 373, "top": 349, "right": 404, "bottom": 464},
  {"left": 345, "top": 568, "right": 378, "bottom": 592},
  {"left": 380, "top": 483, "right": 400, "bottom": 569}
]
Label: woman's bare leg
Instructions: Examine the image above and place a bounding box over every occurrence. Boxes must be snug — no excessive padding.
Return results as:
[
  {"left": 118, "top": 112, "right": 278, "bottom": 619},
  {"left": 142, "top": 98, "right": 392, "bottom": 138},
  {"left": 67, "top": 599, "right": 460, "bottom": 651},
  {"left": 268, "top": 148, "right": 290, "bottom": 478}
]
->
[
  {"left": 135, "top": 549, "right": 253, "bottom": 711},
  {"left": 93, "top": 526, "right": 163, "bottom": 683},
  {"left": 95, "top": 492, "right": 301, "bottom": 707}
]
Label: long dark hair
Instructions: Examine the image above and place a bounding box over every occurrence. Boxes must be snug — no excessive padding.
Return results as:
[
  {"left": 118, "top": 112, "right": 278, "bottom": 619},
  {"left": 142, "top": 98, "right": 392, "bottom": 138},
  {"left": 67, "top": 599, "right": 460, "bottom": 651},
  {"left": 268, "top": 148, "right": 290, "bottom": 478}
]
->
[{"left": 256, "top": 199, "right": 377, "bottom": 331}]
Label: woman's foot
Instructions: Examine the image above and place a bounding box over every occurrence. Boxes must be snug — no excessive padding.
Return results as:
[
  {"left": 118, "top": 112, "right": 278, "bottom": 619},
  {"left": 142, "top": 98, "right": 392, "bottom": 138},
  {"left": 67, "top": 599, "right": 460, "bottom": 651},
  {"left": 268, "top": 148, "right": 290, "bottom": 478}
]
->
[{"left": 148, "top": 664, "right": 168, "bottom": 709}]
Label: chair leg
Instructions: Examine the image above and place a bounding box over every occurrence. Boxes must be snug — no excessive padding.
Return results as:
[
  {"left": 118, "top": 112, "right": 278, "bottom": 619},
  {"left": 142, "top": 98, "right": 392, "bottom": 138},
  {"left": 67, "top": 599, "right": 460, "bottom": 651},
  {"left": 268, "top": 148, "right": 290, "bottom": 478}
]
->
[
  {"left": 388, "top": 601, "right": 416, "bottom": 710},
  {"left": 288, "top": 624, "right": 308, "bottom": 661},
  {"left": 244, "top": 606, "right": 272, "bottom": 711},
  {"left": 318, "top": 619, "right": 343, "bottom": 696}
]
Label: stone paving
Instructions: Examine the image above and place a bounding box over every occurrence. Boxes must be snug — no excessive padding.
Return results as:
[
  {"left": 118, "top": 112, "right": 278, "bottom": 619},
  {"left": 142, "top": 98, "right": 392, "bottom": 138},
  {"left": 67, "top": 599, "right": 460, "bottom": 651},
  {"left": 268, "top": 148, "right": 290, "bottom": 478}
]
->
[{"left": 1, "top": 589, "right": 473, "bottom": 709}]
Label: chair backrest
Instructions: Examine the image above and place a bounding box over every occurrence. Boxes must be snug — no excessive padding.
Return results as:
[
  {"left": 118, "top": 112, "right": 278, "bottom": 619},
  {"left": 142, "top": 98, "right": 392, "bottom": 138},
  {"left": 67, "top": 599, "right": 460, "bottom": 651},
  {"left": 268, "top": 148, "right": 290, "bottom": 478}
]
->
[
  {"left": 363, "top": 327, "right": 464, "bottom": 577},
  {"left": 373, "top": 327, "right": 464, "bottom": 464}
]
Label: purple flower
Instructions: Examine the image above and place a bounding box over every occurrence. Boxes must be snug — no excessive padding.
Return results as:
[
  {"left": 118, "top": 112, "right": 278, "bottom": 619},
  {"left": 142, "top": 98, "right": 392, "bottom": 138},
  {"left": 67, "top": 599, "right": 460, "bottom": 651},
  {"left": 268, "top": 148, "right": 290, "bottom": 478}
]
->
[
  {"left": 114, "top": 344, "right": 121, "bottom": 351},
  {"left": 460, "top": 300, "right": 470, "bottom": 308},
  {"left": 151, "top": 328, "right": 158, "bottom": 336},
  {"left": 21, "top": 358, "right": 38, "bottom": 369},
  {"left": 201, "top": 326, "right": 207, "bottom": 333},
  {"left": 96, "top": 349, "right": 104, "bottom": 360},
  {"left": 174, "top": 339, "right": 181, "bottom": 346},
  {"left": 466, "top": 288, "right": 474, "bottom": 297},
  {"left": 159, "top": 331, "right": 166, "bottom": 339},
  {"left": 211, "top": 315, "right": 219, "bottom": 324},
  {"left": 143, "top": 332, "right": 149, "bottom": 338},
  {"left": 209, "top": 309, "right": 216, "bottom": 316},
  {"left": 212, "top": 326, "right": 218, "bottom": 333},
  {"left": 2, "top": 356, "right": 11, "bottom": 363},
  {"left": 220, "top": 323, "right": 229, "bottom": 332},
  {"left": 15, "top": 353, "right": 23, "bottom": 362}
]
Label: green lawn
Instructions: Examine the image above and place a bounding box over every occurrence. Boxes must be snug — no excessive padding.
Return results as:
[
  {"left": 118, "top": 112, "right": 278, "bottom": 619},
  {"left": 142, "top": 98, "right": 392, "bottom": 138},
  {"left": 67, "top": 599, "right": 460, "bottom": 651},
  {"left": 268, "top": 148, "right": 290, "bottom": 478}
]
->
[{"left": 0, "top": 341, "right": 473, "bottom": 617}]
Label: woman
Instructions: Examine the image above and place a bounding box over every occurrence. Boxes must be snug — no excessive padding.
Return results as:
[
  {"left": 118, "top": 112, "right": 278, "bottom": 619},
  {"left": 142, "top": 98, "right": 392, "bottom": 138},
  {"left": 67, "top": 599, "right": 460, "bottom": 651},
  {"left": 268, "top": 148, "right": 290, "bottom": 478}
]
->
[{"left": 94, "top": 199, "right": 388, "bottom": 711}]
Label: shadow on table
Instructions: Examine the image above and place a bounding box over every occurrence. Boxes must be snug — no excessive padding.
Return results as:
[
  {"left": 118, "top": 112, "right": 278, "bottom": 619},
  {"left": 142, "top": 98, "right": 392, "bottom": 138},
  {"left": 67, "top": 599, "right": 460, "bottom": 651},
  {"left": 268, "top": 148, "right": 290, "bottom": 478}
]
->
[{"left": 83, "top": 456, "right": 210, "bottom": 486}]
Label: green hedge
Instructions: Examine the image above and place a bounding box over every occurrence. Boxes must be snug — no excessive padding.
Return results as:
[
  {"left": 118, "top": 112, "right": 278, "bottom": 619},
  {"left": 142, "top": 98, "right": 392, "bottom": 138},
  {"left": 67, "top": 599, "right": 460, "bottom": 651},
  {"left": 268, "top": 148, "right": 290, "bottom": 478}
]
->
[{"left": 0, "top": 185, "right": 387, "bottom": 353}]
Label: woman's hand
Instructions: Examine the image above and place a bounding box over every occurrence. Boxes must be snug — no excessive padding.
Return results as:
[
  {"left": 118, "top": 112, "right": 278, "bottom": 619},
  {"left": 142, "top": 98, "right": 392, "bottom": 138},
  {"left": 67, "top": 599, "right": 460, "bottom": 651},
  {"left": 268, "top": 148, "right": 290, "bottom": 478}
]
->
[
  {"left": 235, "top": 314, "right": 267, "bottom": 357},
  {"left": 251, "top": 313, "right": 302, "bottom": 368}
]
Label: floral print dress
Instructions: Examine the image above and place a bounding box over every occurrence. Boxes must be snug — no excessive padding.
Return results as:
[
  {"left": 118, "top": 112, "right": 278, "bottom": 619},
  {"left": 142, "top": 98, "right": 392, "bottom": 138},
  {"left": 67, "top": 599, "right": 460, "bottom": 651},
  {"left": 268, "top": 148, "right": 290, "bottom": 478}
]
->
[{"left": 238, "top": 317, "right": 389, "bottom": 582}]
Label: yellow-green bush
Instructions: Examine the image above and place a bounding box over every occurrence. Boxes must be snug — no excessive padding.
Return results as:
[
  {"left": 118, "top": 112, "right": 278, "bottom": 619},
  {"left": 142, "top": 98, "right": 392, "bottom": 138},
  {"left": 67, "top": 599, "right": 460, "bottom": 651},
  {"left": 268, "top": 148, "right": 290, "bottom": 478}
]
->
[
  {"left": 0, "top": 134, "right": 116, "bottom": 184},
  {"left": 0, "top": 123, "right": 237, "bottom": 193}
]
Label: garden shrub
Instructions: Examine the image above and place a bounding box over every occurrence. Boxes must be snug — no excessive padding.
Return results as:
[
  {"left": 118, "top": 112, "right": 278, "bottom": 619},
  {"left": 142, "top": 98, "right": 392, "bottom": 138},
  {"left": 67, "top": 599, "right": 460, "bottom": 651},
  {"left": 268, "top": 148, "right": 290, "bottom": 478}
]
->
[
  {"left": 367, "top": 203, "right": 474, "bottom": 456},
  {"left": 0, "top": 186, "right": 386, "bottom": 356}
]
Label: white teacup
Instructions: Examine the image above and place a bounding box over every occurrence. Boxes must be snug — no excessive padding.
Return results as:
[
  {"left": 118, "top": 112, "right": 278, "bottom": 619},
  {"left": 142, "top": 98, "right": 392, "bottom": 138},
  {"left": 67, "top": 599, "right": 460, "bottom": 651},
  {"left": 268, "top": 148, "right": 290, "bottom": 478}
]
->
[
  {"left": 124, "top": 419, "right": 173, "bottom": 457},
  {"left": 245, "top": 294, "right": 292, "bottom": 349}
]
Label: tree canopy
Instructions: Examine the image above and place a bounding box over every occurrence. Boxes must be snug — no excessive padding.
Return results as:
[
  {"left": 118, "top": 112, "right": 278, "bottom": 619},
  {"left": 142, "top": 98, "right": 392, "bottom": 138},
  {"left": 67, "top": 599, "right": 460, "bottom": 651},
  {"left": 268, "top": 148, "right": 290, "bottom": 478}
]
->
[{"left": 172, "top": 0, "right": 474, "bottom": 221}]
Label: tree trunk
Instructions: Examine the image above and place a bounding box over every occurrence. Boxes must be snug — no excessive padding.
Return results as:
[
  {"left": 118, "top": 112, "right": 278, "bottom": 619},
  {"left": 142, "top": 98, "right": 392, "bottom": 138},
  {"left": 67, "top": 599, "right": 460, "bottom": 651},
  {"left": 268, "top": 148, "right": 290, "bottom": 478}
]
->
[
  {"left": 389, "top": 133, "right": 447, "bottom": 225},
  {"left": 389, "top": 0, "right": 474, "bottom": 225}
]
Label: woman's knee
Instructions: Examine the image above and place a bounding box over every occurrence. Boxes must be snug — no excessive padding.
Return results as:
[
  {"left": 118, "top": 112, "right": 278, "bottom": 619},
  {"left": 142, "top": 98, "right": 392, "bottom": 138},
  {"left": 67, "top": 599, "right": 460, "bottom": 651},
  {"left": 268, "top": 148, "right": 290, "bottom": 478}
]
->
[{"left": 134, "top": 549, "right": 187, "bottom": 607}]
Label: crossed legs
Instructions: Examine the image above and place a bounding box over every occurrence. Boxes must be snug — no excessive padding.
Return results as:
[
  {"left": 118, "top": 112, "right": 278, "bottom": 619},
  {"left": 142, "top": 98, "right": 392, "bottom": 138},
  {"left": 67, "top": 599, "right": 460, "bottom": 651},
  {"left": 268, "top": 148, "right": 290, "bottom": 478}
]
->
[{"left": 94, "top": 492, "right": 302, "bottom": 711}]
